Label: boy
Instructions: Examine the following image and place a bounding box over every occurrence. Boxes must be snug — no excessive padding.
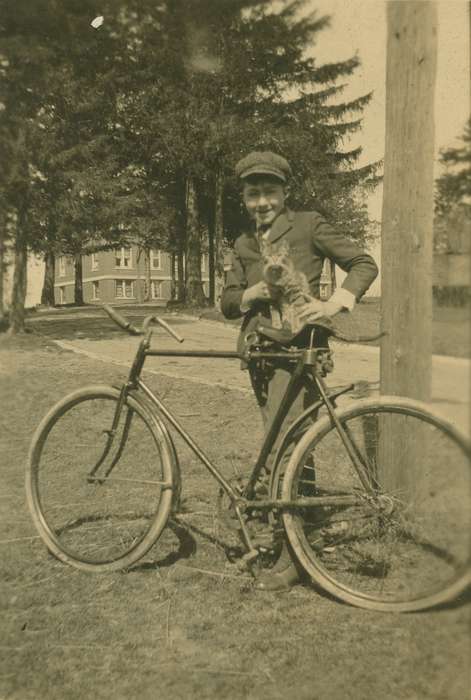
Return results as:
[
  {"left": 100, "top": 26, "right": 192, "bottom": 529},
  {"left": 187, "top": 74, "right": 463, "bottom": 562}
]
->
[{"left": 221, "top": 151, "right": 378, "bottom": 590}]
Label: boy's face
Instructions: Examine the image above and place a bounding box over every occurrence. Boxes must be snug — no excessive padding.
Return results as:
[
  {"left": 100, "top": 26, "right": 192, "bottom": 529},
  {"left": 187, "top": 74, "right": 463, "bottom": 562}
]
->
[{"left": 242, "top": 176, "right": 287, "bottom": 228}]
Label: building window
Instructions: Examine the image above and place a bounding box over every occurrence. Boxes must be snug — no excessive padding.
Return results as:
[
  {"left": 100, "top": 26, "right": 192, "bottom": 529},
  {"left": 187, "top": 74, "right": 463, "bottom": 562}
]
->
[
  {"left": 151, "top": 249, "right": 161, "bottom": 270},
  {"left": 115, "top": 247, "right": 132, "bottom": 268},
  {"left": 92, "top": 281, "right": 100, "bottom": 300},
  {"left": 201, "top": 254, "right": 206, "bottom": 273},
  {"left": 59, "top": 256, "right": 66, "bottom": 277},
  {"left": 115, "top": 279, "right": 134, "bottom": 299},
  {"left": 151, "top": 281, "right": 162, "bottom": 299},
  {"left": 59, "top": 286, "right": 65, "bottom": 304},
  {"left": 91, "top": 253, "right": 99, "bottom": 271}
]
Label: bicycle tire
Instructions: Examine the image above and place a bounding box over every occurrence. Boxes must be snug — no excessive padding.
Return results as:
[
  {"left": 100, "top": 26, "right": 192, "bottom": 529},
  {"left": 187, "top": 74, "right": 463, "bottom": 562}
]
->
[
  {"left": 281, "top": 396, "right": 471, "bottom": 612},
  {"left": 26, "top": 385, "right": 176, "bottom": 572}
]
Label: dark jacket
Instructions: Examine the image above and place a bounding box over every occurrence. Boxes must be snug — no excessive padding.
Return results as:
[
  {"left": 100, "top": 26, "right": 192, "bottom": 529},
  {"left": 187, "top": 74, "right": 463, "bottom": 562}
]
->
[{"left": 220, "top": 209, "right": 378, "bottom": 353}]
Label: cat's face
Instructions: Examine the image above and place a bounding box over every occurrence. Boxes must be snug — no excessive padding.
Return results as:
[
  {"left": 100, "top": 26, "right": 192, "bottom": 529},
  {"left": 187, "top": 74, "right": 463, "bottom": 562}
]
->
[{"left": 262, "top": 241, "right": 293, "bottom": 286}]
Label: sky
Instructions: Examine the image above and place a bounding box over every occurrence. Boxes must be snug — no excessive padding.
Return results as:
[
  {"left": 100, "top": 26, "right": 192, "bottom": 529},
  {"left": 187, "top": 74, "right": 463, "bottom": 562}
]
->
[{"left": 303, "top": 0, "right": 470, "bottom": 219}]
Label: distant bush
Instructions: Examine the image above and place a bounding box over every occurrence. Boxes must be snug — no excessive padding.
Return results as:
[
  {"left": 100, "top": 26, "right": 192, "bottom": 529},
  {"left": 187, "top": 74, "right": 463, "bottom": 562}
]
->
[{"left": 433, "top": 286, "right": 471, "bottom": 307}]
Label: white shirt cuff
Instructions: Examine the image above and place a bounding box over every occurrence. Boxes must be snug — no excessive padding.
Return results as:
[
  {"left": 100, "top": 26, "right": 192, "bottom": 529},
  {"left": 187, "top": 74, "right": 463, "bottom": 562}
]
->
[
  {"left": 329, "top": 287, "right": 356, "bottom": 311},
  {"left": 240, "top": 301, "right": 250, "bottom": 313}
]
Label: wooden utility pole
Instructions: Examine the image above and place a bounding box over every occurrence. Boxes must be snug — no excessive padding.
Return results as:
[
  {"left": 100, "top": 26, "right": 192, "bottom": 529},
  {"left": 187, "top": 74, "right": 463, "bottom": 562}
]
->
[
  {"left": 379, "top": 1, "right": 437, "bottom": 491},
  {"left": 380, "top": 1, "right": 437, "bottom": 401}
]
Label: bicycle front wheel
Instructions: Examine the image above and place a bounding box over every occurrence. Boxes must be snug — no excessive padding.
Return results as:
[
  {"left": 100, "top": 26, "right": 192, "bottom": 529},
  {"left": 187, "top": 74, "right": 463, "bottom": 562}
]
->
[
  {"left": 26, "top": 385, "right": 175, "bottom": 572},
  {"left": 282, "top": 396, "right": 471, "bottom": 612}
]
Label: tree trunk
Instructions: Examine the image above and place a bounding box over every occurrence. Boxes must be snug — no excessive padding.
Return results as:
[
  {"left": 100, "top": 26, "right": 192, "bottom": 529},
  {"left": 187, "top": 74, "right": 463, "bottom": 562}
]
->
[
  {"left": 0, "top": 212, "right": 6, "bottom": 319},
  {"left": 74, "top": 254, "right": 84, "bottom": 305},
  {"left": 8, "top": 219, "right": 28, "bottom": 334},
  {"left": 175, "top": 173, "right": 187, "bottom": 303},
  {"left": 214, "top": 165, "right": 225, "bottom": 305},
  {"left": 185, "top": 177, "right": 205, "bottom": 306},
  {"left": 208, "top": 209, "right": 215, "bottom": 306},
  {"left": 144, "top": 247, "right": 151, "bottom": 302},
  {"left": 177, "top": 244, "right": 185, "bottom": 302},
  {"left": 170, "top": 252, "right": 177, "bottom": 300},
  {"left": 41, "top": 250, "right": 56, "bottom": 306},
  {"left": 379, "top": 1, "right": 437, "bottom": 494},
  {"left": 134, "top": 248, "right": 143, "bottom": 303}
]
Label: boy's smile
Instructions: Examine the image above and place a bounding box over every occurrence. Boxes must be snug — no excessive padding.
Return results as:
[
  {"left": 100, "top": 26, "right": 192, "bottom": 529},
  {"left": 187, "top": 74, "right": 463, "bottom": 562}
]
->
[{"left": 242, "top": 177, "right": 287, "bottom": 228}]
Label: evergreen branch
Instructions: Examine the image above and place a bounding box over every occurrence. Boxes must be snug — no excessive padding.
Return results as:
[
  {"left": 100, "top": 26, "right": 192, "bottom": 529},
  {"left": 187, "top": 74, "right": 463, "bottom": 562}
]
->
[
  {"left": 311, "top": 57, "right": 360, "bottom": 83},
  {"left": 320, "top": 93, "right": 373, "bottom": 119}
]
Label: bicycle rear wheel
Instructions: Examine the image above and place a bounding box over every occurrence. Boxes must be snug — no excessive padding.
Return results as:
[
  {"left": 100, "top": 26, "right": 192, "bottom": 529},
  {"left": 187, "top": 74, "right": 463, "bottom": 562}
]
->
[
  {"left": 26, "top": 385, "right": 176, "bottom": 572},
  {"left": 282, "top": 396, "right": 471, "bottom": 612}
]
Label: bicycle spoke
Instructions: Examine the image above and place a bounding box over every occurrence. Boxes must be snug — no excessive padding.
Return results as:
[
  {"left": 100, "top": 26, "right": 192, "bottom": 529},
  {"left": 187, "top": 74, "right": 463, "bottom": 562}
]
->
[
  {"left": 283, "top": 400, "right": 471, "bottom": 610},
  {"left": 29, "top": 391, "right": 174, "bottom": 568}
]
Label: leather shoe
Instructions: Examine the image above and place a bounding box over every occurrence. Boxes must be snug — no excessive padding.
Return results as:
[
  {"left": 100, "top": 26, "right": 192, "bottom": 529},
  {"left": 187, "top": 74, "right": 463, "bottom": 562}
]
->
[{"left": 254, "top": 563, "right": 299, "bottom": 592}]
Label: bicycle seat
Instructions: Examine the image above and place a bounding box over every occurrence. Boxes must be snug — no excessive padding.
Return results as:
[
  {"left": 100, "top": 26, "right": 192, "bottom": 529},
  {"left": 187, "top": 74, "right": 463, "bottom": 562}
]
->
[{"left": 254, "top": 318, "right": 335, "bottom": 347}]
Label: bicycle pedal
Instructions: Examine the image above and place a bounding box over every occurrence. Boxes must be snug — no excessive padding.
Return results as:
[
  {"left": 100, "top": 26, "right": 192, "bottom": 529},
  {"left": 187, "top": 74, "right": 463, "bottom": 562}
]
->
[
  {"left": 257, "top": 545, "right": 278, "bottom": 556},
  {"left": 235, "top": 549, "right": 260, "bottom": 572}
]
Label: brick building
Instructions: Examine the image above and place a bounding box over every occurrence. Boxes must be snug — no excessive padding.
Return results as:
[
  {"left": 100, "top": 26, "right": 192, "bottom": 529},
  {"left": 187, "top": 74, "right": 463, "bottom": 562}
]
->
[
  {"left": 53, "top": 243, "right": 359, "bottom": 307},
  {"left": 54, "top": 246, "right": 210, "bottom": 305}
]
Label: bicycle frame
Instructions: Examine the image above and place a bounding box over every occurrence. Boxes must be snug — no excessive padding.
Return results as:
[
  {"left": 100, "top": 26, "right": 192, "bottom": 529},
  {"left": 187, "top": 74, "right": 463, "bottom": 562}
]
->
[
  {"left": 114, "top": 327, "right": 372, "bottom": 500},
  {"left": 92, "top": 323, "right": 379, "bottom": 558},
  {"left": 28, "top": 305, "right": 471, "bottom": 611}
]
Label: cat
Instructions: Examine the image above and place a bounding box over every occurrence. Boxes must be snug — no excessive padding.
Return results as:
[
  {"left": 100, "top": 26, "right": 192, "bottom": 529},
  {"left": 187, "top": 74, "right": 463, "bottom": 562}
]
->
[{"left": 261, "top": 239, "right": 323, "bottom": 334}]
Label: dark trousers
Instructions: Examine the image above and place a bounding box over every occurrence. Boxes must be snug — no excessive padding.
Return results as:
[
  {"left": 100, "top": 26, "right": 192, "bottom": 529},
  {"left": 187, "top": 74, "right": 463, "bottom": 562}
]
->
[
  {"left": 249, "top": 363, "right": 319, "bottom": 476},
  {"left": 249, "top": 362, "right": 318, "bottom": 577}
]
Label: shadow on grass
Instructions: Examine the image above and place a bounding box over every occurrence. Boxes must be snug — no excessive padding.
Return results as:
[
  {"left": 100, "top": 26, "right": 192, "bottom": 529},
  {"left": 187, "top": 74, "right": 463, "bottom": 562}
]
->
[
  {"left": 130, "top": 516, "right": 239, "bottom": 573},
  {"left": 130, "top": 519, "right": 198, "bottom": 572}
]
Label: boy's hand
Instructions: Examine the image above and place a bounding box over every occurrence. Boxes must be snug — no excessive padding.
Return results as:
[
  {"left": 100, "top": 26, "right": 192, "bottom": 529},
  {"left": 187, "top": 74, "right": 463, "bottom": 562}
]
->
[
  {"left": 241, "top": 281, "right": 274, "bottom": 306},
  {"left": 298, "top": 299, "right": 343, "bottom": 322}
]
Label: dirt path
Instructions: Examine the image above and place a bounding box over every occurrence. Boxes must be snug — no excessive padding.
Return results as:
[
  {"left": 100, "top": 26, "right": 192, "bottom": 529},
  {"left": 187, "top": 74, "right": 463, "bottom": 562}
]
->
[{"left": 47, "top": 316, "right": 469, "bottom": 433}]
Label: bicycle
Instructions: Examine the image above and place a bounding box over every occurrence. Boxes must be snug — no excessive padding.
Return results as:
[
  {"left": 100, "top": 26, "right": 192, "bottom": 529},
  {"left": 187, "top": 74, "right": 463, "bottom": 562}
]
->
[{"left": 26, "top": 305, "right": 471, "bottom": 612}]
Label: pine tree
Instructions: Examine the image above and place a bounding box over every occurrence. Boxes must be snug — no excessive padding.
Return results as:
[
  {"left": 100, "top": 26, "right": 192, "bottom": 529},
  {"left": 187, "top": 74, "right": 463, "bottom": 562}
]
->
[
  {"left": 111, "top": 0, "right": 379, "bottom": 305},
  {"left": 434, "top": 119, "right": 471, "bottom": 253},
  {"left": 435, "top": 118, "right": 471, "bottom": 215},
  {"left": 0, "top": 0, "right": 122, "bottom": 320},
  {"left": 1, "top": 0, "right": 380, "bottom": 318}
]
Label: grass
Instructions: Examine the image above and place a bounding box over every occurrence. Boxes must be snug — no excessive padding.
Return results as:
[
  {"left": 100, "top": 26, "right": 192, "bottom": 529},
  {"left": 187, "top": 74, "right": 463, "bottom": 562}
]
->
[
  {"left": 204, "top": 297, "right": 471, "bottom": 358},
  {"left": 26, "top": 296, "right": 470, "bottom": 357},
  {"left": 0, "top": 332, "right": 470, "bottom": 700}
]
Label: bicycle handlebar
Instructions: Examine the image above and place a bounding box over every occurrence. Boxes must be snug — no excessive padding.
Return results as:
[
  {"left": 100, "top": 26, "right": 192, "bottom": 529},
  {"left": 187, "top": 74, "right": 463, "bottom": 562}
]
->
[
  {"left": 102, "top": 304, "right": 184, "bottom": 343},
  {"left": 103, "top": 303, "right": 382, "bottom": 348},
  {"left": 332, "top": 329, "right": 386, "bottom": 343},
  {"left": 302, "top": 317, "right": 386, "bottom": 344},
  {"left": 143, "top": 315, "right": 184, "bottom": 343}
]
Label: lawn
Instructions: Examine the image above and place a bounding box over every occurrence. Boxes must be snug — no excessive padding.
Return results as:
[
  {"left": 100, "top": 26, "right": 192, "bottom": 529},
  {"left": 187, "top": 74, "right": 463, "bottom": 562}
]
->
[
  {"left": 201, "top": 297, "right": 470, "bottom": 358},
  {"left": 25, "top": 296, "right": 471, "bottom": 357},
  {"left": 0, "top": 332, "right": 470, "bottom": 700}
]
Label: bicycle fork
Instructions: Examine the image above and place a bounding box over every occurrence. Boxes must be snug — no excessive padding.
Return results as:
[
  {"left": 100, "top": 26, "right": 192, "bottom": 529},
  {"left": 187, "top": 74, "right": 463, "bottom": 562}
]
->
[
  {"left": 86, "top": 385, "right": 133, "bottom": 485},
  {"left": 87, "top": 337, "right": 150, "bottom": 485}
]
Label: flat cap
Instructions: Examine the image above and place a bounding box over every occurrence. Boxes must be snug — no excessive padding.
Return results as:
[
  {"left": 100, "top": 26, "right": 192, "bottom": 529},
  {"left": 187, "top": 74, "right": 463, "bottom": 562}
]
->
[{"left": 235, "top": 151, "right": 292, "bottom": 182}]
